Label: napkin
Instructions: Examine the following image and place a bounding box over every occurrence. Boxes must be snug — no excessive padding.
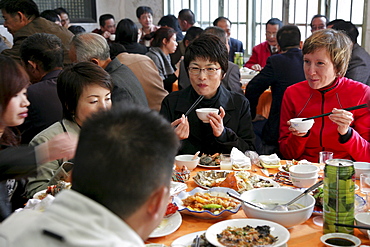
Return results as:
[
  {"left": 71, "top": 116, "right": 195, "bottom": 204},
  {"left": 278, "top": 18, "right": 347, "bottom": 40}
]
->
[{"left": 231, "top": 147, "right": 251, "bottom": 170}]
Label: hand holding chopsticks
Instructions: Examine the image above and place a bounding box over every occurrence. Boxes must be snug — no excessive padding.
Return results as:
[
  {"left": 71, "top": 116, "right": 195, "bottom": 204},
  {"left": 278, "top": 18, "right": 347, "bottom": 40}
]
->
[
  {"left": 302, "top": 104, "right": 368, "bottom": 121},
  {"left": 185, "top": 95, "right": 204, "bottom": 117}
]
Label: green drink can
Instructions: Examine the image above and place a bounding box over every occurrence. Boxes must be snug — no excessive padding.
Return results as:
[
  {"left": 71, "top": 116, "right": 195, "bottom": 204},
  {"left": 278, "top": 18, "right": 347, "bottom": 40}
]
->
[
  {"left": 323, "top": 159, "right": 355, "bottom": 234},
  {"left": 234, "top": 52, "right": 244, "bottom": 68}
]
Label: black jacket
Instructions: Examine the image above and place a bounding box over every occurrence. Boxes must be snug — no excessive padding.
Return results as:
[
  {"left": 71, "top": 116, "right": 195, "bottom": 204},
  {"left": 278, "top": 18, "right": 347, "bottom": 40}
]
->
[{"left": 160, "top": 85, "right": 255, "bottom": 154}]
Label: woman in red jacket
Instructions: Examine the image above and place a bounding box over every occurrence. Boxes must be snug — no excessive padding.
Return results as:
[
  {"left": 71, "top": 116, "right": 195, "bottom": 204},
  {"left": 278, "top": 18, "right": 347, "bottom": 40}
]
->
[{"left": 279, "top": 29, "right": 370, "bottom": 162}]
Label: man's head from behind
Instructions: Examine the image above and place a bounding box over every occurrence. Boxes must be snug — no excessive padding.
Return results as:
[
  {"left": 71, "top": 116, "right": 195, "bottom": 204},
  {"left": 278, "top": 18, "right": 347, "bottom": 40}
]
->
[
  {"left": 69, "top": 33, "right": 110, "bottom": 65},
  {"left": 20, "top": 33, "right": 63, "bottom": 83},
  {"left": 203, "top": 26, "right": 229, "bottom": 52},
  {"left": 72, "top": 106, "right": 179, "bottom": 239},
  {"left": 277, "top": 25, "right": 301, "bottom": 52},
  {"left": 331, "top": 20, "right": 359, "bottom": 44},
  {"left": 265, "top": 18, "right": 283, "bottom": 46},
  {"left": 0, "top": 0, "right": 39, "bottom": 35},
  {"left": 178, "top": 9, "right": 195, "bottom": 31},
  {"left": 183, "top": 26, "right": 203, "bottom": 47},
  {"left": 99, "top": 14, "right": 115, "bottom": 34}
]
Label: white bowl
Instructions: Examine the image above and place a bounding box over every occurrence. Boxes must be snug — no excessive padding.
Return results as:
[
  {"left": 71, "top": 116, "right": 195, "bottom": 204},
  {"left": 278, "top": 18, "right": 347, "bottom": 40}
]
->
[
  {"left": 355, "top": 212, "right": 370, "bottom": 235},
  {"left": 289, "top": 164, "right": 319, "bottom": 178},
  {"left": 290, "top": 174, "right": 318, "bottom": 188},
  {"left": 195, "top": 108, "right": 219, "bottom": 123},
  {"left": 175, "top": 155, "right": 199, "bottom": 171},
  {"left": 354, "top": 162, "right": 370, "bottom": 179},
  {"left": 320, "top": 233, "right": 361, "bottom": 247},
  {"left": 290, "top": 118, "right": 314, "bottom": 133},
  {"left": 240, "top": 187, "right": 315, "bottom": 228}
]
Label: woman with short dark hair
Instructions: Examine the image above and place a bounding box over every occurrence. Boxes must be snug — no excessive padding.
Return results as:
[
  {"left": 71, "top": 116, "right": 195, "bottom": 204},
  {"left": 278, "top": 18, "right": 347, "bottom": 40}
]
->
[
  {"left": 25, "top": 62, "right": 113, "bottom": 198},
  {"left": 115, "top": 18, "right": 147, "bottom": 55},
  {"left": 160, "top": 34, "right": 255, "bottom": 155}
]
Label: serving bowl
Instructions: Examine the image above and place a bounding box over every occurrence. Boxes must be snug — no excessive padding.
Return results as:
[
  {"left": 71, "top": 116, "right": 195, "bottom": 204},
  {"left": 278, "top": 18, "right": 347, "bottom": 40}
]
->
[
  {"left": 175, "top": 154, "right": 200, "bottom": 171},
  {"left": 289, "top": 118, "right": 314, "bottom": 133},
  {"left": 355, "top": 212, "right": 370, "bottom": 235},
  {"left": 289, "top": 164, "right": 319, "bottom": 178},
  {"left": 240, "top": 187, "right": 315, "bottom": 228},
  {"left": 354, "top": 162, "right": 370, "bottom": 179},
  {"left": 290, "top": 174, "right": 318, "bottom": 188},
  {"left": 173, "top": 187, "right": 241, "bottom": 219},
  {"left": 195, "top": 108, "right": 219, "bottom": 123}
]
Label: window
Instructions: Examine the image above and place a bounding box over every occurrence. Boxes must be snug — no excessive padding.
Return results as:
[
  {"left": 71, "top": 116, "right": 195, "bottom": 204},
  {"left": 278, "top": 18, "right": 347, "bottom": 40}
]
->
[
  {"left": 164, "top": 0, "right": 367, "bottom": 55},
  {"left": 0, "top": 0, "right": 96, "bottom": 23}
]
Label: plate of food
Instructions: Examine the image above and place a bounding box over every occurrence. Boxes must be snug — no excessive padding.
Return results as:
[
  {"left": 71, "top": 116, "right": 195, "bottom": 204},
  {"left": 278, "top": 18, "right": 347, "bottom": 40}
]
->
[
  {"left": 173, "top": 187, "right": 241, "bottom": 219},
  {"left": 149, "top": 211, "right": 182, "bottom": 238},
  {"left": 193, "top": 170, "right": 279, "bottom": 193},
  {"left": 198, "top": 153, "right": 221, "bottom": 168},
  {"left": 171, "top": 230, "right": 209, "bottom": 247},
  {"left": 205, "top": 218, "right": 290, "bottom": 247},
  {"left": 33, "top": 181, "right": 71, "bottom": 200}
]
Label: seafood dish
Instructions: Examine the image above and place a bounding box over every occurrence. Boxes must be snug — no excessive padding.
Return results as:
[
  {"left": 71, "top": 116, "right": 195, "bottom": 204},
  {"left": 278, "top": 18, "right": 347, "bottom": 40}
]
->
[
  {"left": 193, "top": 170, "right": 278, "bottom": 193},
  {"left": 198, "top": 153, "right": 221, "bottom": 167}
]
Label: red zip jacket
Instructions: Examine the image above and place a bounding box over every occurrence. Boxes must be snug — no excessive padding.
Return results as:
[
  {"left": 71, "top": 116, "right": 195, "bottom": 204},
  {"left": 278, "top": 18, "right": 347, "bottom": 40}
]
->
[
  {"left": 244, "top": 41, "right": 272, "bottom": 70},
  {"left": 279, "top": 77, "right": 370, "bottom": 162}
]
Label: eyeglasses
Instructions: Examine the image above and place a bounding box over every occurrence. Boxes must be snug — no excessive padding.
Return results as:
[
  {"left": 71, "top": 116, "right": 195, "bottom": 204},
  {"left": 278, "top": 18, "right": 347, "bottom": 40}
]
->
[{"left": 188, "top": 67, "right": 221, "bottom": 75}]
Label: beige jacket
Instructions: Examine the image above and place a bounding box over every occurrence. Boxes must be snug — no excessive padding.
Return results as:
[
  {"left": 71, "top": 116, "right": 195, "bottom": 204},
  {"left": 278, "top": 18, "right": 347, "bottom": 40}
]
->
[{"left": 116, "top": 53, "right": 168, "bottom": 111}]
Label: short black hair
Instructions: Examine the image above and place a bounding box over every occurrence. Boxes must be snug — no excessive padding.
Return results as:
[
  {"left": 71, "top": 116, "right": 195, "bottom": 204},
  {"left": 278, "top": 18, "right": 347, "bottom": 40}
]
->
[
  {"left": 136, "top": 6, "right": 153, "bottom": 19},
  {"left": 178, "top": 9, "right": 195, "bottom": 24},
  {"left": 115, "top": 18, "right": 138, "bottom": 44},
  {"left": 310, "top": 14, "right": 328, "bottom": 27},
  {"left": 327, "top": 19, "right": 345, "bottom": 28},
  {"left": 0, "top": 0, "right": 39, "bottom": 18},
  {"left": 213, "top": 16, "right": 231, "bottom": 27},
  {"left": 109, "top": 43, "right": 126, "bottom": 60},
  {"left": 68, "top": 25, "right": 86, "bottom": 35},
  {"left": 158, "top": 14, "right": 184, "bottom": 41},
  {"left": 331, "top": 21, "right": 358, "bottom": 43},
  {"left": 184, "top": 34, "right": 228, "bottom": 77},
  {"left": 57, "top": 62, "right": 113, "bottom": 121},
  {"left": 72, "top": 106, "right": 180, "bottom": 219},
  {"left": 266, "top": 18, "right": 282, "bottom": 28},
  {"left": 277, "top": 25, "right": 301, "bottom": 51},
  {"left": 99, "top": 14, "right": 114, "bottom": 27},
  {"left": 40, "top": 10, "right": 60, "bottom": 23},
  {"left": 203, "top": 26, "right": 227, "bottom": 44},
  {"left": 183, "top": 26, "right": 203, "bottom": 43},
  {"left": 20, "top": 33, "right": 63, "bottom": 72},
  {"left": 54, "top": 7, "right": 69, "bottom": 16}
]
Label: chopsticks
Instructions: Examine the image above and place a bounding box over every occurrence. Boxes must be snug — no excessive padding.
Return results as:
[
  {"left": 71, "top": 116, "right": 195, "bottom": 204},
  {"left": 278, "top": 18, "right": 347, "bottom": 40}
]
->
[
  {"left": 194, "top": 235, "right": 200, "bottom": 247},
  {"left": 184, "top": 95, "right": 204, "bottom": 117},
  {"left": 302, "top": 104, "right": 368, "bottom": 121},
  {"left": 334, "top": 223, "right": 370, "bottom": 230}
]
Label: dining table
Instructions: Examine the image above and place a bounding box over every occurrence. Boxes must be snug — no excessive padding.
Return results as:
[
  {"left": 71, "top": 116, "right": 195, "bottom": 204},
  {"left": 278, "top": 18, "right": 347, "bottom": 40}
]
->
[{"left": 145, "top": 161, "right": 370, "bottom": 247}]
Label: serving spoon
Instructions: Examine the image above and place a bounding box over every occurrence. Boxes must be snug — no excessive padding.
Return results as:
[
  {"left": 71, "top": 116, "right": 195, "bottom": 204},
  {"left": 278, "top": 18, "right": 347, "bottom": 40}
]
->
[
  {"left": 271, "top": 180, "right": 324, "bottom": 211},
  {"left": 226, "top": 192, "right": 264, "bottom": 210}
]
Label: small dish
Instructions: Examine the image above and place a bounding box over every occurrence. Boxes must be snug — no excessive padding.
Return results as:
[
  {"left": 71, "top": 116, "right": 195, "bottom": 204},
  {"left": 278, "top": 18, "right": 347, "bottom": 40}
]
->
[
  {"left": 173, "top": 187, "right": 241, "bottom": 219},
  {"left": 320, "top": 233, "right": 361, "bottom": 247},
  {"left": 171, "top": 230, "right": 205, "bottom": 247}
]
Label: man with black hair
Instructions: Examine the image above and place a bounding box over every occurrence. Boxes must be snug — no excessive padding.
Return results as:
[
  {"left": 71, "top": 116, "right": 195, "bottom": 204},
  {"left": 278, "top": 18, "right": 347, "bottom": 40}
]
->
[
  {"left": 178, "top": 9, "right": 196, "bottom": 32},
  {"left": 0, "top": 0, "right": 73, "bottom": 65},
  {"left": 244, "top": 18, "right": 283, "bottom": 71},
  {"left": 332, "top": 20, "right": 370, "bottom": 86},
  {"left": 18, "top": 33, "right": 64, "bottom": 144},
  {"left": 214, "top": 16, "right": 244, "bottom": 62},
  {"left": 92, "top": 14, "right": 116, "bottom": 43},
  {"left": 245, "top": 25, "right": 305, "bottom": 155},
  {"left": 310, "top": 14, "right": 328, "bottom": 32},
  {"left": 0, "top": 106, "right": 180, "bottom": 246}
]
